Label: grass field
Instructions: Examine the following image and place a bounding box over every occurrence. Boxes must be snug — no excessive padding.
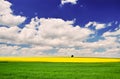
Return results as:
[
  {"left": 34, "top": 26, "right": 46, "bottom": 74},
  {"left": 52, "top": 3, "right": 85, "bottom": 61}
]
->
[{"left": 0, "top": 62, "right": 120, "bottom": 79}]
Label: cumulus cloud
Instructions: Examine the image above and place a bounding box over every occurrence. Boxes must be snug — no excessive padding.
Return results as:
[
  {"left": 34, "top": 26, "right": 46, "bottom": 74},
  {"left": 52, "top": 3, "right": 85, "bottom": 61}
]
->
[
  {"left": 0, "top": 17, "right": 93, "bottom": 46},
  {"left": 0, "top": 17, "right": 119, "bottom": 57},
  {"left": 0, "top": 17, "right": 94, "bottom": 56},
  {"left": 0, "top": 0, "right": 12, "bottom": 15},
  {"left": 0, "top": 17, "right": 120, "bottom": 57},
  {"left": 0, "top": 27, "right": 20, "bottom": 42},
  {"left": 94, "top": 48, "right": 120, "bottom": 57},
  {"left": 103, "top": 29, "right": 120, "bottom": 37},
  {"left": 85, "top": 22, "right": 106, "bottom": 30},
  {"left": 0, "top": 14, "right": 26, "bottom": 27},
  {"left": 83, "top": 37, "right": 118, "bottom": 49},
  {"left": 0, "top": 45, "right": 49, "bottom": 56},
  {"left": 55, "top": 36, "right": 120, "bottom": 57},
  {"left": 0, "top": 0, "right": 26, "bottom": 27},
  {"left": 0, "top": 45, "right": 19, "bottom": 56},
  {"left": 57, "top": 48, "right": 93, "bottom": 57},
  {"left": 0, "top": 0, "right": 119, "bottom": 57},
  {"left": 61, "top": 0, "right": 78, "bottom": 5}
]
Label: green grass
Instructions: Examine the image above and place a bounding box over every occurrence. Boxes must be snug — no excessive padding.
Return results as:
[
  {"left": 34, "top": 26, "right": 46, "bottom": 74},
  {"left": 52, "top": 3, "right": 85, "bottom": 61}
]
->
[{"left": 0, "top": 62, "right": 120, "bottom": 79}]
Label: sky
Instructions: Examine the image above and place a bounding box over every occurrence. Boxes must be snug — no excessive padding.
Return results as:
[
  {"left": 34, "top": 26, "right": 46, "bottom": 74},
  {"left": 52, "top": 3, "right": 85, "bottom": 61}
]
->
[{"left": 0, "top": 0, "right": 120, "bottom": 57}]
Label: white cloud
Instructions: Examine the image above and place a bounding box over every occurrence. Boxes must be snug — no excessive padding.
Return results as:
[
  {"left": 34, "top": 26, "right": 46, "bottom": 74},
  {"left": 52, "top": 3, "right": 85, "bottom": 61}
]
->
[
  {"left": 85, "top": 22, "right": 93, "bottom": 28},
  {"left": 0, "top": 0, "right": 12, "bottom": 15},
  {"left": 0, "top": 45, "right": 47, "bottom": 56},
  {"left": 0, "top": 45, "right": 19, "bottom": 56},
  {"left": 0, "top": 17, "right": 94, "bottom": 56},
  {"left": 0, "top": 17, "right": 119, "bottom": 57},
  {"left": 94, "top": 48, "right": 120, "bottom": 57},
  {"left": 55, "top": 31, "right": 120, "bottom": 57},
  {"left": 18, "top": 46, "right": 53, "bottom": 56},
  {"left": 0, "top": 14, "right": 26, "bottom": 27},
  {"left": 56, "top": 48, "right": 93, "bottom": 57},
  {"left": 95, "top": 24, "right": 105, "bottom": 30},
  {"left": 38, "top": 18, "right": 92, "bottom": 46},
  {"left": 56, "top": 43, "right": 120, "bottom": 57},
  {"left": 103, "top": 29, "right": 120, "bottom": 37},
  {"left": 10, "top": 18, "right": 93, "bottom": 47},
  {"left": 61, "top": 0, "right": 78, "bottom": 5},
  {"left": 82, "top": 37, "right": 118, "bottom": 49},
  {"left": 85, "top": 22, "right": 106, "bottom": 30},
  {"left": 0, "top": 27, "right": 20, "bottom": 41},
  {"left": 0, "top": 0, "right": 26, "bottom": 27},
  {"left": 0, "top": 0, "right": 119, "bottom": 57}
]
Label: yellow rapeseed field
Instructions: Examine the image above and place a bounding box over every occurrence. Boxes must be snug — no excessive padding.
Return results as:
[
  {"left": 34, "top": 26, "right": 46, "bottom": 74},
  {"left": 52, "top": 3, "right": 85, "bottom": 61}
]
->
[{"left": 0, "top": 57, "right": 120, "bottom": 62}]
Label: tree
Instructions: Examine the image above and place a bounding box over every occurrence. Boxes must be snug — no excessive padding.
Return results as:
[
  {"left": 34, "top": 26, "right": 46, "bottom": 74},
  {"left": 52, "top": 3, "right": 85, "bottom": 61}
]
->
[{"left": 71, "top": 55, "right": 74, "bottom": 57}]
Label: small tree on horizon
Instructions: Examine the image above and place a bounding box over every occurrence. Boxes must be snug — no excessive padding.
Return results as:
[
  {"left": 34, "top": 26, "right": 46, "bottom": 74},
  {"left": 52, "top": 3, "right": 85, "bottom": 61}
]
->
[{"left": 71, "top": 55, "right": 74, "bottom": 58}]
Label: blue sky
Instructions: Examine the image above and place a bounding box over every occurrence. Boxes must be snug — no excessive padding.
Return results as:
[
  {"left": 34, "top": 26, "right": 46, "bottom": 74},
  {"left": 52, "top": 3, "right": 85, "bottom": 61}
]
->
[
  {"left": 9, "top": 0, "right": 120, "bottom": 35},
  {"left": 9, "top": 0, "right": 120, "bottom": 24},
  {"left": 0, "top": 0, "right": 120, "bottom": 57}
]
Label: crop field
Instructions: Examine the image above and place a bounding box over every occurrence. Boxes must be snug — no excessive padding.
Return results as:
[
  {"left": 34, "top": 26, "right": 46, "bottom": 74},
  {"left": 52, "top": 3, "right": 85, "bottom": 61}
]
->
[
  {"left": 0, "top": 57, "right": 120, "bottom": 62},
  {"left": 0, "top": 57, "right": 120, "bottom": 79}
]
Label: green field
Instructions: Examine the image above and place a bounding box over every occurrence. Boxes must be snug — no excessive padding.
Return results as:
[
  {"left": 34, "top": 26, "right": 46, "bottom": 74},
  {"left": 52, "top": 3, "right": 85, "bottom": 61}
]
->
[{"left": 0, "top": 62, "right": 120, "bottom": 79}]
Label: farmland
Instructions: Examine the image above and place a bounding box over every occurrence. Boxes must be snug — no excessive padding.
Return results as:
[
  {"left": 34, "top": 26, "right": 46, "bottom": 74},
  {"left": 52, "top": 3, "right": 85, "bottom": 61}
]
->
[
  {"left": 0, "top": 61, "right": 120, "bottom": 79},
  {"left": 0, "top": 57, "right": 120, "bottom": 62}
]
